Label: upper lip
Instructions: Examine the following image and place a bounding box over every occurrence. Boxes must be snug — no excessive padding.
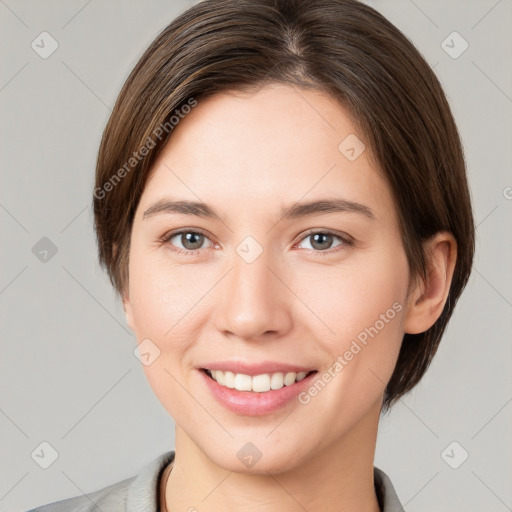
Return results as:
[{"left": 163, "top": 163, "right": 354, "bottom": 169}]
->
[{"left": 200, "top": 361, "right": 317, "bottom": 377}]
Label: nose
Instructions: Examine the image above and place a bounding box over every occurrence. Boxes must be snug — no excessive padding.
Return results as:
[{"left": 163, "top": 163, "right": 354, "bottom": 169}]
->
[{"left": 213, "top": 244, "right": 293, "bottom": 342}]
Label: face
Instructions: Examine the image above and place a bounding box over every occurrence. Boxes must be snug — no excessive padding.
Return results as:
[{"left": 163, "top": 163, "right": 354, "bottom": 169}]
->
[{"left": 123, "top": 83, "right": 411, "bottom": 473}]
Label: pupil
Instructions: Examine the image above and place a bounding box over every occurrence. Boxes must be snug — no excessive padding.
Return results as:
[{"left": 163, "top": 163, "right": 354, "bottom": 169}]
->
[
  {"left": 183, "top": 232, "right": 203, "bottom": 250},
  {"left": 311, "top": 233, "right": 332, "bottom": 250}
]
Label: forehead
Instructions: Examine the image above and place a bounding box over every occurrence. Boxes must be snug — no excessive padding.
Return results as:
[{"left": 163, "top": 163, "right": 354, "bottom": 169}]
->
[{"left": 138, "top": 83, "right": 395, "bottom": 224}]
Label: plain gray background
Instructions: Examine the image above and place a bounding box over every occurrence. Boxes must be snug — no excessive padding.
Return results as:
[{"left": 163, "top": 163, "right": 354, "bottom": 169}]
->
[{"left": 1, "top": 0, "right": 511, "bottom": 511}]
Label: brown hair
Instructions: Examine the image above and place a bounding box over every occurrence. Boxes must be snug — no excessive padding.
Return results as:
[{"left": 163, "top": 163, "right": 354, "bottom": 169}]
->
[{"left": 93, "top": 0, "right": 475, "bottom": 412}]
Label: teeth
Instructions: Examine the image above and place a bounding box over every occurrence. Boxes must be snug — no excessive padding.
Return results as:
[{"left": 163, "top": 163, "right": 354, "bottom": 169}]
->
[
  {"left": 207, "top": 370, "right": 310, "bottom": 392},
  {"left": 270, "top": 372, "right": 284, "bottom": 390},
  {"left": 224, "top": 371, "right": 236, "bottom": 389},
  {"left": 296, "top": 371, "right": 307, "bottom": 381},
  {"left": 235, "top": 373, "right": 252, "bottom": 391},
  {"left": 252, "top": 373, "right": 271, "bottom": 392}
]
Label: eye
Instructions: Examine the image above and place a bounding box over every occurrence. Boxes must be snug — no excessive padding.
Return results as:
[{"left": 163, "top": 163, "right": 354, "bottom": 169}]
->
[
  {"left": 161, "top": 229, "right": 215, "bottom": 254},
  {"left": 160, "top": 228, "right": 353, "bottom": 255},
  {"left": 295, "top": 229, "right": 353, "bottom": 252}
]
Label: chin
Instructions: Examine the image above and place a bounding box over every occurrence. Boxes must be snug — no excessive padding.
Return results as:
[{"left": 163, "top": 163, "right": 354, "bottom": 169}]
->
[{"left": 198, "top": 436, "right": 308, "bottom": 476}]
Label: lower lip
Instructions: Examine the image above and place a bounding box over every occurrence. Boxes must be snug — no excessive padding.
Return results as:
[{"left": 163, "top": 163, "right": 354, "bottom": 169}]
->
[{"left": 199, "top": 369, "right": 317, "bottom": 416}]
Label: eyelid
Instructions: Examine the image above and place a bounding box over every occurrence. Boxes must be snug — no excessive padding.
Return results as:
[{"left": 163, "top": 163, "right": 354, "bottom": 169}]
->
[
  {"left": 295, "top": 227, "right": 354, "bottom": 245},
  {"left": 159, "top": 228, "right": 216, "bottom": 253},
  {"left": 293, "top": 228, "right": 354, "bottom": 251}
]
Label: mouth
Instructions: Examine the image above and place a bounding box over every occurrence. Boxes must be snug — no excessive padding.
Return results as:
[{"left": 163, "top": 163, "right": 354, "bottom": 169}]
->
[{"left": 201, "top": 368, "right": 318, "bottom": 393}]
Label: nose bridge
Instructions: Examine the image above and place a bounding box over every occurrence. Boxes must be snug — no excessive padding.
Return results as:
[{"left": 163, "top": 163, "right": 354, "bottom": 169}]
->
[{"left": 215, "top": 237, "right": 291, "bottom": 339}]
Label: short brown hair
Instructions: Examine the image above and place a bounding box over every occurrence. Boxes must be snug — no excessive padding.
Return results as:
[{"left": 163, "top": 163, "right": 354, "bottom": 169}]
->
[{"left": 93, "top": 0, "right": 475, "bottom": 412}]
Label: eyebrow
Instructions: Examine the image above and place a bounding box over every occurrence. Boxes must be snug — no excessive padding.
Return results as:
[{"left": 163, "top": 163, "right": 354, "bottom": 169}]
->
[{"left": 142, "top": 197, "right": 375, "bottom": 221}]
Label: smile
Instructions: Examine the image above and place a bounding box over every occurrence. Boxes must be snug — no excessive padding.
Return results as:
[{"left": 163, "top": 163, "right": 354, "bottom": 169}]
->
[{"left": 203, "top": 368, "right": 316, "bottom": 392}]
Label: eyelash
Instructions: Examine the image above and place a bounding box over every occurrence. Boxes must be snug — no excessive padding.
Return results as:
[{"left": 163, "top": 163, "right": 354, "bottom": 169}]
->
[{"left": 159, "top": 228, "right": 354, "bottom": 256}]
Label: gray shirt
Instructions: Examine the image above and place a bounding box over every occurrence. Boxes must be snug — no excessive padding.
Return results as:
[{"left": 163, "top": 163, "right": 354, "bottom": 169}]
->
[{"left": 25, "top": 451, "right": 405, "bottom": 511}]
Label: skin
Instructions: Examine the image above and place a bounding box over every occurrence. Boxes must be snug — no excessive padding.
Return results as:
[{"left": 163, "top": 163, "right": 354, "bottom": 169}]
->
[{"left": 122, "top": 83, "right": 457, "bottom": 512}]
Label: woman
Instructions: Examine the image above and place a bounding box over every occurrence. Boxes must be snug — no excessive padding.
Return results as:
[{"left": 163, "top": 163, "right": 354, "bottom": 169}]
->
[{"left": 27, "top": 0, "right": 474, "bottom": 510}]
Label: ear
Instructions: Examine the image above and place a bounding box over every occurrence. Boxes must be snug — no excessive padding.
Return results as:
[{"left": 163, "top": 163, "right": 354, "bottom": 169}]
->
[
  {"left": 113, "top": 241, "right": 135, "bottom": 332},
  {"left": 403, "top": 232, "right": 457, "bottom": 334},
  {"left": 121, "top": 287, "right": 135, "bottom": 332}
]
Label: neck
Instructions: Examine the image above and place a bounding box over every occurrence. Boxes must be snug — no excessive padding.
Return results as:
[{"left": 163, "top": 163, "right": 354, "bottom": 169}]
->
[{"left": 164, "top": 401, "right": 382, "bottom": 512}]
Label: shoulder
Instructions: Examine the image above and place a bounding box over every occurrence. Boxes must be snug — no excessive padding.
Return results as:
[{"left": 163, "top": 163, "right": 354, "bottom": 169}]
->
[
  {"left": 373, "top": 466, "right": 405, "bottom": 512},
  {"left": 24, "top": 451, "right": 175, "bottom": 512},
  {"left": 24, "top": 476, "right": 134, "bottom": 512}
]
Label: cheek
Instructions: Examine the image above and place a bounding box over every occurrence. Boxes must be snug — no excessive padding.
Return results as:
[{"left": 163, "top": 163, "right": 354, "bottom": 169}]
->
[
  {"left": 128, "top": 276, "right": 206, "bottom": 424},
  {"left": 289, "top": 259, "right": 407, "bottom": 435},
  {"left": 127, "top": 250, "right": 203, "bottom": 399},
  {"left": 127, "top": 246, "right": 207, "bottom": 339},
  {"left": 297, "top": 248, "right": 408, "bottom": 391},
  {"left": 301, "top": 249, "right": 407, "bottom": 337}
]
